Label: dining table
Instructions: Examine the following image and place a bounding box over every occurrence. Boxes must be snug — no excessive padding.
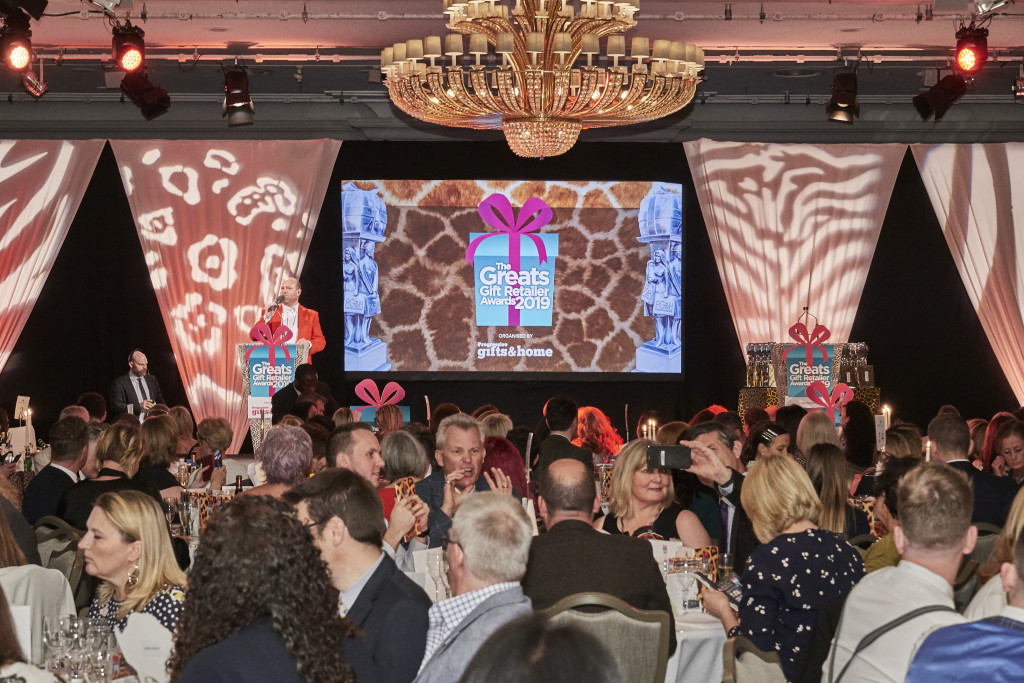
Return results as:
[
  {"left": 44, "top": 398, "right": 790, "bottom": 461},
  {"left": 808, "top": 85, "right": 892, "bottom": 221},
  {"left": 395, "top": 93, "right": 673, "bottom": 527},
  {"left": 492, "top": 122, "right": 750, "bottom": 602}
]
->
[{"left": 664, "top": 611, "right": 727, "bottom": 683}]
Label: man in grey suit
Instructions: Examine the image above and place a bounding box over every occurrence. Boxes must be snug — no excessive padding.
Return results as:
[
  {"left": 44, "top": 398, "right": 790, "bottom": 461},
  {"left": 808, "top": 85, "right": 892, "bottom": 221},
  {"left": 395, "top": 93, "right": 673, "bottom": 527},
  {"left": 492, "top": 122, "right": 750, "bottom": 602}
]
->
[
  {"left": 413, "top": 492, "right": 533, "bottom": 683},
  {"left": 109, "top": 349, "right": 165, "bottom": 420}
]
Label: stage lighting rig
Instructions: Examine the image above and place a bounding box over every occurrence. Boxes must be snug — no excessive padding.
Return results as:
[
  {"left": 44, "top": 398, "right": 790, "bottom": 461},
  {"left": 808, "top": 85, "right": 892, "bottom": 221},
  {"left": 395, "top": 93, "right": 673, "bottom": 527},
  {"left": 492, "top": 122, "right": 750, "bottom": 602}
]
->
[
  {"left": 112, "top": 20, "right": 145, "bottom": 72},
  {"left": 955, "top": 22, "right": 988, "bottom": 74},
  {"left": 121, "top": 69, "right": 170, "bottom": 120},
  {"left": 222, "top": 66, "right": 254, "bottom": 127},
  {"left": 1, "top": 11, "right": 31, "bottom": 72},
  {"left": 913, "top": 73, "right": 967, "bottom": 121},
  {"left": 826, "top": 72, "right": 859, "bottom": 123}
]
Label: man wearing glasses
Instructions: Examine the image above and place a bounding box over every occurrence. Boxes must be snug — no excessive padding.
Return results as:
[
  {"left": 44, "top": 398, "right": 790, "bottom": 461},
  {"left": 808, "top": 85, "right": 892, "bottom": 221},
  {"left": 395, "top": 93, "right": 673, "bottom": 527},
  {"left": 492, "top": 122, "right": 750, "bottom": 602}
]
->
[{"left": 413, "top": 493, "right": 532, "bottom": 683}]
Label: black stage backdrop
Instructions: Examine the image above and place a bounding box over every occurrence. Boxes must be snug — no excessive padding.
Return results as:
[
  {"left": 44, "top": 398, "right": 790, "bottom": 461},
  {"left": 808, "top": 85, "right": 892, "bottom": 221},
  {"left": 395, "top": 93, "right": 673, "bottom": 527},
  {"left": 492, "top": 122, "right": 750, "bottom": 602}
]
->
[{"left": 1, "top": 143, "right": 1016, "bottom": 446}]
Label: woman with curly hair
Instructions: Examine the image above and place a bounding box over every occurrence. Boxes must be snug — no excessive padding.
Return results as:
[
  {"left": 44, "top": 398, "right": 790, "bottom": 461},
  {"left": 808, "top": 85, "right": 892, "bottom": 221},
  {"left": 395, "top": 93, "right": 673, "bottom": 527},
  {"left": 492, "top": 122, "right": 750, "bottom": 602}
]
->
[
  {"left": 168, "top": 496, "right": 355, "bottom": 683},
  {"left": 572, "top": 406, "right": 623, "bottom": 463}
]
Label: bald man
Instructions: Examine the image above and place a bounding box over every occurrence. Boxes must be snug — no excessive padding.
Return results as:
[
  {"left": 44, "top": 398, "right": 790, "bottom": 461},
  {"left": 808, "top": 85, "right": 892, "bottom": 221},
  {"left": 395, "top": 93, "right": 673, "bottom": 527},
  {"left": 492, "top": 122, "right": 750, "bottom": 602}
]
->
[{"left": 260, "top": 277, "right": 326, "bottom": 361}]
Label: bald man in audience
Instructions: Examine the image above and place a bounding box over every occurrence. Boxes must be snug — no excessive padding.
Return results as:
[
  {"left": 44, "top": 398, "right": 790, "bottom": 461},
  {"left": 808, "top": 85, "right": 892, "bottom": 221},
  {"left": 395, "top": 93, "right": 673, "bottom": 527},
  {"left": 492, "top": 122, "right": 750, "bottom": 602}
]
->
[
  {"left": 521, "top": 458, "right": 676, "bottom": 654},
  {"left": 59, "top": 405, "right": 90, "bottom": 422},
  {"left": 286, "top": 468, "right": 431, "bottom": 683},
  {"left": 823, "top": 462, "right": 975, "bottom": 683},
  {"left": 413, "top": 493, "right": 532, "bottom": 683}
]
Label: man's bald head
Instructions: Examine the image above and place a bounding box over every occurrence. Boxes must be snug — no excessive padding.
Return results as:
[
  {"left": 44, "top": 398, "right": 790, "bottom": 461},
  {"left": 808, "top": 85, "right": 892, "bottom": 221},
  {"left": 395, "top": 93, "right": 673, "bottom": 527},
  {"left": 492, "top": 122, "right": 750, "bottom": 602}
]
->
[
  {"left": 280, "top": 278, "right": 301, "bottom": 306},
  {"left": 540, "top": 459, "right": 596, "bottom": 514}
]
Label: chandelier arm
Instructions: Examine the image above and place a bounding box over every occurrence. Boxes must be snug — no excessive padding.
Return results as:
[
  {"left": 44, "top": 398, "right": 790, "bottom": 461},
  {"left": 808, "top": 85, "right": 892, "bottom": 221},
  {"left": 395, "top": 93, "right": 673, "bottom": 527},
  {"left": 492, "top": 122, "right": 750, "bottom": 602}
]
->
[
  {"left": 496, "top": 69, "right": 530, "bottom": 116},
  {"left": 468, "top": 68, "right": 511, "bottom": 116}
]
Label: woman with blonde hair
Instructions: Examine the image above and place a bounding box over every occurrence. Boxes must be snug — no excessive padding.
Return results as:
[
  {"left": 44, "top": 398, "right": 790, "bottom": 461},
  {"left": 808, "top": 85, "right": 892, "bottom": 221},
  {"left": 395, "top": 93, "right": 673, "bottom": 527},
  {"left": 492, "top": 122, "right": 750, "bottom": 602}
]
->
[
  {"left": 965, "top": 486, "right": 1024, "bottom": 619},
  {"left": 594, "top": 439, "right": 711, "bottom": 547},
  {"left": 57, "top": 422, "right": 163, "bottom": 530},
  {"left": 702, "top": 454, "right": 863, "bottom": 682},
  {"left": 481, "top": 412, "right": 514, "bottom": 439},
  {"left": 573, "top": 406, "right": 624, "bottom": 462},
  {"left": 795, "top": 410, "right": 839, "bottom": 461},
  {"left": 83, "top": 491, "right": 187, "bottom": 680}
]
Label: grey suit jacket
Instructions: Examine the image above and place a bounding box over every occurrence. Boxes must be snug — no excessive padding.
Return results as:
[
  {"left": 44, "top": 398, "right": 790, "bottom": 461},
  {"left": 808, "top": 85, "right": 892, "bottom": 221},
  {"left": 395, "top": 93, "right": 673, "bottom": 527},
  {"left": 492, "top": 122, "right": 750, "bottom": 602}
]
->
[{"left": 412, "top": 586, "right": 532, "bottom": 683}]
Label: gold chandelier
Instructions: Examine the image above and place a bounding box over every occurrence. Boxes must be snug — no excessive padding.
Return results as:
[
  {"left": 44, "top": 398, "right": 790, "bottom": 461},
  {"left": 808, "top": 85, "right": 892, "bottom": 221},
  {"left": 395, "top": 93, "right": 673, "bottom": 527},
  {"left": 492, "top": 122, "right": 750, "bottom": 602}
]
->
[{"left": 380, "top": 0, "right": 705, "bottom": 158}]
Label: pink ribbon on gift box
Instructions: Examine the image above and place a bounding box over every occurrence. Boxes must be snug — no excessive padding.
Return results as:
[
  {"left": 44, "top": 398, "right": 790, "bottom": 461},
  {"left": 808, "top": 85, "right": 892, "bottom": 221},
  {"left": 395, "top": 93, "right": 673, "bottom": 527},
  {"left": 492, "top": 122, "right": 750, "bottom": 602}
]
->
[
  {"left": 788, "top": 322, "right": 831, "bottom": 366},
  {"left": 355, "top": 379, "right": 406, "bottom": 409},
  {"left": 806, "top": 381, "right": 854, "bottom": 422},
  {"left": 465, "top": 193, "right": 552, "bottom": 327},
  {"left": 246, "top": 323, "right": 293, "bottom": 396}
]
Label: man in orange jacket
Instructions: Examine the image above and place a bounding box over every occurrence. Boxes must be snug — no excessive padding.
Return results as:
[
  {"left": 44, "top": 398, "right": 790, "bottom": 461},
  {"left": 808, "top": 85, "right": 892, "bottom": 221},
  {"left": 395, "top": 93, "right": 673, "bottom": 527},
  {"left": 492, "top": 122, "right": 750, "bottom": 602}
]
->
[{"left": 259, "top": 277, "right": 326, "bottom": 361}]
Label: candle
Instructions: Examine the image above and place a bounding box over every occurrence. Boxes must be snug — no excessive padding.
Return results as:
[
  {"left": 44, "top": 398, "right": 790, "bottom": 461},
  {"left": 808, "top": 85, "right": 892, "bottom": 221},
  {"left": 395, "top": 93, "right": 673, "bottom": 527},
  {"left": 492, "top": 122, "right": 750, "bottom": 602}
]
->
[{"left": 882, "top": 405, "right": 891, "bottom": 430}]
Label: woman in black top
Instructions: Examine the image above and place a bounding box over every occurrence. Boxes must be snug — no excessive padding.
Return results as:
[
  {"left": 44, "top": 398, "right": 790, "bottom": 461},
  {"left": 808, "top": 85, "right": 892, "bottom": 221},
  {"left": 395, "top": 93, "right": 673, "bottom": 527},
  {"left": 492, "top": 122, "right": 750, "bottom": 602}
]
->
[{"left": 133, "top": 414, "right": 182, "bottom": 498}]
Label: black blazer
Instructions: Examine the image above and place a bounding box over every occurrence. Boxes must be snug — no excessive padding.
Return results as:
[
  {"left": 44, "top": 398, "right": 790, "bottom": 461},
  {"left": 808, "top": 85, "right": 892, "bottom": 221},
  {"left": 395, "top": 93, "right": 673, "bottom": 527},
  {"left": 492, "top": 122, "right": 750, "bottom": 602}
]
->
[
  {"left": 947, "top": 460, "right": 1016, "bottom": 527},
  {"left": 522, "top": 519, "right": 677, "bottom": 655},
  {"left": 534, "top": 434, "right": 594, "bottom": 484},
  {"left": 109, "top": 373, "right": 165, "bottom": 417},
  {"left": 722, "top": 469, "right": 760, "bottom": 573},
  {"left": 56, "top": 469, "right": 163, "bottom": 530},
  {"left": 343, "top": 554, "right": 432, "bottom": 683},
  {"left": 22, "top": 464, "right": 78, "bottom": 524},
  {"left": 270, "top": 381, "right": 341, "bottom": 424}
]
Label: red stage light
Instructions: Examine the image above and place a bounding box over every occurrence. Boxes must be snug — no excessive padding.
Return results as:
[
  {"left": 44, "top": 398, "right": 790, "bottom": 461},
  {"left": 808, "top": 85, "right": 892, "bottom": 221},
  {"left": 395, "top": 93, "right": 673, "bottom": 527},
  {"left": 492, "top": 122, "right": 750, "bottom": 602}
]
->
[
  {"left": 955, "top": 25, "right": 988, "bottom": 75},
  {"left": 112, "top": 22, "right": 145, "bottom": 72},
  {"left": 119, "top": 46, "right": 142, "bottom": 71},
  {"left": 7, "top": 42, "right": 30, "bottom": 70}
]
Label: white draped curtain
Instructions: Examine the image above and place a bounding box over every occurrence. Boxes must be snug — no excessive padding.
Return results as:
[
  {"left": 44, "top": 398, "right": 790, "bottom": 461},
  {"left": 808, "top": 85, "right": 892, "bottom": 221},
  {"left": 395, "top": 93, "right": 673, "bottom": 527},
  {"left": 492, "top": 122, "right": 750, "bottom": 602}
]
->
[
  {"left": 110, "top": 140, "right": 342, "bottom": 451},
  {"left": 684, "top": 140, "right": 905, "bottom": 355},
  {"left": 0, "top": 140, "right": 104, "bottom": 374},
  {"left": 912, "top": 143, "right": 1024, "bottom": 406}
]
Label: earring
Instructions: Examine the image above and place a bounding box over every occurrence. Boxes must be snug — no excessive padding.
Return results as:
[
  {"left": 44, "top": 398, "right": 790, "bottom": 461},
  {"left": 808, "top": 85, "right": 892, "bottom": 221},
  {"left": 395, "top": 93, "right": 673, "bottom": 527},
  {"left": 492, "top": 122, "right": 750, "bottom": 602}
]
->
[{"left": 126, "top": 562, "right": 140, "bottom": 589}]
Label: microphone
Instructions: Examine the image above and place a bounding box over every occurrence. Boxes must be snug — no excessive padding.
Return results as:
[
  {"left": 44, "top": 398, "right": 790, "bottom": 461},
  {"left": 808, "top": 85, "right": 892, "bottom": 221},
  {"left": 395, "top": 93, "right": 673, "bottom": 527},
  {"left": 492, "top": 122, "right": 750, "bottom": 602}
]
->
[{"left": 263, "top": 295, "right": 285, "bottom": 323}]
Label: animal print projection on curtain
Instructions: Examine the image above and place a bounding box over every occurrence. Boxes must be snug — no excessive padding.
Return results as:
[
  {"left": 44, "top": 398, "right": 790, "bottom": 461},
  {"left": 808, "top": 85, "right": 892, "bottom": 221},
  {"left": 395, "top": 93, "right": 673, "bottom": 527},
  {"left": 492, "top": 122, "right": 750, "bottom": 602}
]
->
[
  {"left": 0, "top": 140, "right": 104, "bottom": 374},
  {"left": 913, "top": 143, "right": 1024, "bottom": 405},
  {"left": 110, "top": 140, "right": 341, "bottom": 451},
  {"left": 684, "top": 140, "right": 904, "bottom": 355}
]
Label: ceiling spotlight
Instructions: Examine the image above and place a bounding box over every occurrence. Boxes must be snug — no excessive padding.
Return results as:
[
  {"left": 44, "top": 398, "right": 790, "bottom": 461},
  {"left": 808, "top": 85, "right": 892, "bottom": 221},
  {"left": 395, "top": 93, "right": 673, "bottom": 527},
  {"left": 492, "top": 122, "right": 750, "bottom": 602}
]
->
[
  {"left": 1014, "top": 65, "right": 1024, "bottom": 101},
  {"left": 120, "top": 69, "right": 170, "bottom": 120},
  {"left": 826, "top": 72, "right": 859, "bottom": 123},
  {"left": 1, "top": 12, "right": 32, "bottom": 72},
  {"left": 89, "top": 0, "right": 134, "bottom": 13},
  {"left": 222, "top": 67, "right": 254, "bottom": 127},
  {"left": 913, "top": 73, "right": 967, "bottom": 121},
  {"left": 2, "top": 0, "right": 47, "bottom": 21},
  {"left": 955, "top": 23, "right": 988, "bottom": 74},
  {"left": 112, "top": 21, "right": 145, "bottom": 72},
  {"left": 20, "top": 55, "right": 45, "bottom": 98}
]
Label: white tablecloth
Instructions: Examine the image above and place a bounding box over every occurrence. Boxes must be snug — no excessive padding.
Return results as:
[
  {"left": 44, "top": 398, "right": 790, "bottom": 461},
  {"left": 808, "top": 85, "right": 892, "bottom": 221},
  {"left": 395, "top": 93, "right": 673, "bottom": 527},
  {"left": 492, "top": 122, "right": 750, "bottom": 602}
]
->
[{"left": 664, "top": 612, "right": 726, "bottom": 683}]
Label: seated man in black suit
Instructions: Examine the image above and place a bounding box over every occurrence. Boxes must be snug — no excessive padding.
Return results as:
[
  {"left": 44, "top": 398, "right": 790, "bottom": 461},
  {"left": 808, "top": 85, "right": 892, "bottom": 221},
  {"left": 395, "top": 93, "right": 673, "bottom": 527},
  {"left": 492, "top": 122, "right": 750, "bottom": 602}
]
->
[
  {"left": 286, "top": 468, "right": 431, "bottom": 683},
  {"left": 534, "top": 394, "right": 593, "bottom": 484},
  {"left": 271, "top": 363, "right": 340, "bottom": 424},
  {"left": 521, "top": 458, "right": 676, "bottom": 654},
  {"left": 22, "top": 417, "right": 89, "bottom": 523},
  {"left": 109, "top": 349, "right": 165, "bottom": 421},
  {"left": 929, "top": 412, "right": 1016, "bottom": 527},
  {"left": 415, "top": 413, "right": 518, "bottom": 548}
]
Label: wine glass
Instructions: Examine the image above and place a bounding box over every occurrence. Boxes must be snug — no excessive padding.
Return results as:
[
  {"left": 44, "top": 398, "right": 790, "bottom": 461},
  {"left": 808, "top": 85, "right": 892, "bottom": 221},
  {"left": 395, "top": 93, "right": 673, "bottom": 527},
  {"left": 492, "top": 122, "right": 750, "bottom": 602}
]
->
[
  {"left": 427, "top": 552, "right": 445, "bottom": 603},
  {"left": 43, "top": 616, "right": 68, "bottom": 672}
]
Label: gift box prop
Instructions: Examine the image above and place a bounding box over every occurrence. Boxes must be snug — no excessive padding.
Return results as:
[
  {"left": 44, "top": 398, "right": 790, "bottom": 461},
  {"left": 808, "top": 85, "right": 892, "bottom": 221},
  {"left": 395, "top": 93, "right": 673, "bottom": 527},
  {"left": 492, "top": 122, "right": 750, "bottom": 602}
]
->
[
  {"left": 350, "top": 378, "right": 409, "bottom": 425},
  {"left": 237, "top": 322, "right": 306, "bottom": 457},
  {"left": 634, "top": 184, "right": 683, "bottom": 373},
  {"left": 343, "top": 182, "right": 391, "bottom": 371}
]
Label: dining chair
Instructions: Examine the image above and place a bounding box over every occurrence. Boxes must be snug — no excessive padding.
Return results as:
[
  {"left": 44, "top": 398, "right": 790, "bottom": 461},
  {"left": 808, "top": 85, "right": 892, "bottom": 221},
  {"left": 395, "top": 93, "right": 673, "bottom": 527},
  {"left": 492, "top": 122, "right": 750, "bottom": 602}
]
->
[
  {"left": 33, "top": 515, "right": 90, "bottom": 610},
  {"left": 847, "top": 534, "right": 877, "bottom": 556},
  {"left": 538, "top": 592, "right": 670, "bottom": 683},
  {"left": 722, "top": 634, "right": 785, "bottom": 683}
]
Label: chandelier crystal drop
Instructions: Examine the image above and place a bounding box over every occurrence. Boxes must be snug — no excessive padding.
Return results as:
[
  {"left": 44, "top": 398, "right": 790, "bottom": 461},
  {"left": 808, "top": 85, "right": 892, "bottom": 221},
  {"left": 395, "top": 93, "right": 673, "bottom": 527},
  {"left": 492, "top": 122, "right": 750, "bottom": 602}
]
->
[{"left": 381, "top": 0, "right": 705, "bottom": 158}]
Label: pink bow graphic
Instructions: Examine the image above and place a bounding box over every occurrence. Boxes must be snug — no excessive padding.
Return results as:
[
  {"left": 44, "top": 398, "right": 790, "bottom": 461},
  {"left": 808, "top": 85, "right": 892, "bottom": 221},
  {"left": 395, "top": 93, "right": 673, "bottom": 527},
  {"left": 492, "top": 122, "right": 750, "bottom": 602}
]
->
[
  {"left": 355, "top": 379, "right": 406, "bottom": 408},
  {"left": 788, "top": 323, "right": 831, "bottom": 366},
  {"left": 245, "top": 322, "right": 293, "bottom": 397},
  {"left": 466, "top": 194, "right": 552, "bottom": 327},
  {"left": 806, "top": 381, "right": 853, "bottom": 423}
]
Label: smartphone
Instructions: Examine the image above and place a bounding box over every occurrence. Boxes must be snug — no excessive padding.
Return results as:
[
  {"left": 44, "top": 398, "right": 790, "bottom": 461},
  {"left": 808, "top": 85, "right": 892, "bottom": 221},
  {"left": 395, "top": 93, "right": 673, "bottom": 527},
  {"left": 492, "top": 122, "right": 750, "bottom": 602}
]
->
[
  {"left": 695, "top": 572, "right": 744, "bottom": 610},
  {"left": 213, "top": 452, "right": 223, "bottom": 468},
  {"left": 646, "top": 444, "right": 691, "bottom": 470},
  {"left": 3, "top": 452, "right": 20, "bottom": 464}
]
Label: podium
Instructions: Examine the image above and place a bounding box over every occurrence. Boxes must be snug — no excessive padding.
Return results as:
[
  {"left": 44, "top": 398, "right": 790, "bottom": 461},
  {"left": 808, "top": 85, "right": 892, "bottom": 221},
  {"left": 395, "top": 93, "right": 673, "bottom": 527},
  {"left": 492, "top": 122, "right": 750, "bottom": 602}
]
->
[{"left": 237, "top": 341, "right": 308, "bottom": 455}]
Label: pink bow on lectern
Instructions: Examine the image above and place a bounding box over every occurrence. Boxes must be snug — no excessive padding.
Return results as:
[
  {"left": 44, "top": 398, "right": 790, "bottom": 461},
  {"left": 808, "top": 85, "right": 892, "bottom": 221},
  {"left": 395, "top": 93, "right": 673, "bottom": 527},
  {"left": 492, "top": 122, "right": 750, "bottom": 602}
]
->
[
  {"left": 246, "top": 323, "right": 293, "bottom": 397},
  {"left": 466, "top": 194, "right": 552, "bottom": 327},
  {"left": 355, "top": 379, "right": 406, "bottom": 409},
  {"left": 806, "top": 381, "right": 854, "bottom": 422},
  {"left": 788, "top": 322, "right": 831, "bottom": 366}
]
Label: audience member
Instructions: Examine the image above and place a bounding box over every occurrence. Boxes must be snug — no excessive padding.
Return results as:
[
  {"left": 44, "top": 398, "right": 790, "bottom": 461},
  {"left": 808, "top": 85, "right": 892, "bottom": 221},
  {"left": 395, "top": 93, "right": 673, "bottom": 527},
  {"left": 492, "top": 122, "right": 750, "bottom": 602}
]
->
[
  {"left": 740, "top": 421, "right": 789, "bottom": 465},
  {"left": 375, "top": 404, "right": 404, "bottom": 438},
  {"left": 743, "top": 407, "right": 770, "bottom": 434},
  {"left": 471, "top": 404, "right": 499, "bottom": 420},
  {"left": 428, "top": 403, "right": 460, "bottom": 439},
  {"left": 169, "top": 496, "right": 354, "bottom": 683},
  {"left": 805, "top": 443, "right": 870, "bottom": 539},
  {"left": 841, "top": 400, "right": 877, "bottom": 471},
  {"left": 795, "top": 411, "right": 839, "bottom": 462},
  {"left": 271, "top": 363, "right": 340, "bottom": 425},
  {"left": 928, "top": 413, "right": 1015, "bottom": 527},
  {"left": 713, "top": 410, "right": 745, "bottom": 446},
  {"left": 22, "top": 417, "right": 89, "bottom": 523},
  {"left": 193, "top": 418, "right": 231, "bottom": 489},
  {"left": 0, "top": 584, "right": 61, "bottom": 681},
  {"left": 168, "top": 406, "right": 196, "bottom": 457},
  {"left": 775, "top": 404, "right": 808, "bottom": 462},
  {"left": 82, "top": 422, "right": 108, "bottom": 480},
  {"left": 572, "top": 406, "right": 623, "bottom": 462},
  {"left": 595, "top": 439, "right": 711, "bottom": 548},
  {"left": 862, "top": 456, "right": 921, "bottom": 573},
  {"left": 402, "top": 422, "right": 435, "bottom": 462},
  {"left": 656, "top": 421, "right": 689, "bottom": 446},
  {"left": 522, "top": 458, "right": 676, "bottom": 653},
  {"left": 535, "top": 395, "right": 593, "bottom": 482},
  {"left": 301, "top": 422, "right": 330, "bottom": 476},
  {"left": 459, "top": 613, "right": 624, "bottom": 683},
  {"left": 0, "top": 497, "right": 40, "bottom": 564},
  {"left": 906, "top": 525, "right": 1024, "bottom": 682},
  {"left": 133, "top": 414, "right": 182, "bottom": 499},
  {"left": 332, "top": 407, "right": 355, "bottom": 427},
  {"left": 291, "top": 394, "right": 326, "bottom": 421},
  {"left": 378, "top": 430, "right": 431, "bottom": 520},
  {"left": 415, "top": 414, "right": 517, "bottom": 548},
  {"left": 241, "top": 425, "right": 312, "bottom": 499},
  {"left": 967, "top": 417, "right": 989, "bottom": 467},
  {"left": 979, "top": 411, "right": 1016, "bottom": 472},
  {"left": 57, "top": 421, "right": 162, "bottom": 530},
  {"left": 286, "top": 469, "right": 431, "bottom": 683},
  {"left": 328, "top": 424, "right": 384, "bottom": 485},
  {"left": 703, "top": 454, "right": 863, "bottom": 682},
  {"left": 883, "top": 423, "right": 924, "bottom": 460},
  {"left": 413, "top": 493, "right": 532, "bottom": 683},
  {"left": 480, "top": 413, "right": 513, "bottom": 440},
  {"left": 59, "top": 405, "right": 90, "bottom": 422},
  {"left": 109, "top": 349, "right": 165, "bottom": 420},
  {"left": 823, "top": 462, "right": 975, "bottom": 683},
  {"left": 83, "top": 491, "right": 186, "bottom": 677},
  {"left": 482, "top": 437, "right": 528, "bottom": 503},
  {"left": 991, "top": 420, "right": 1024, "bottom": 485},
  {"left": 965, "top": 487, "right": 1024, "bottom": 619}
]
